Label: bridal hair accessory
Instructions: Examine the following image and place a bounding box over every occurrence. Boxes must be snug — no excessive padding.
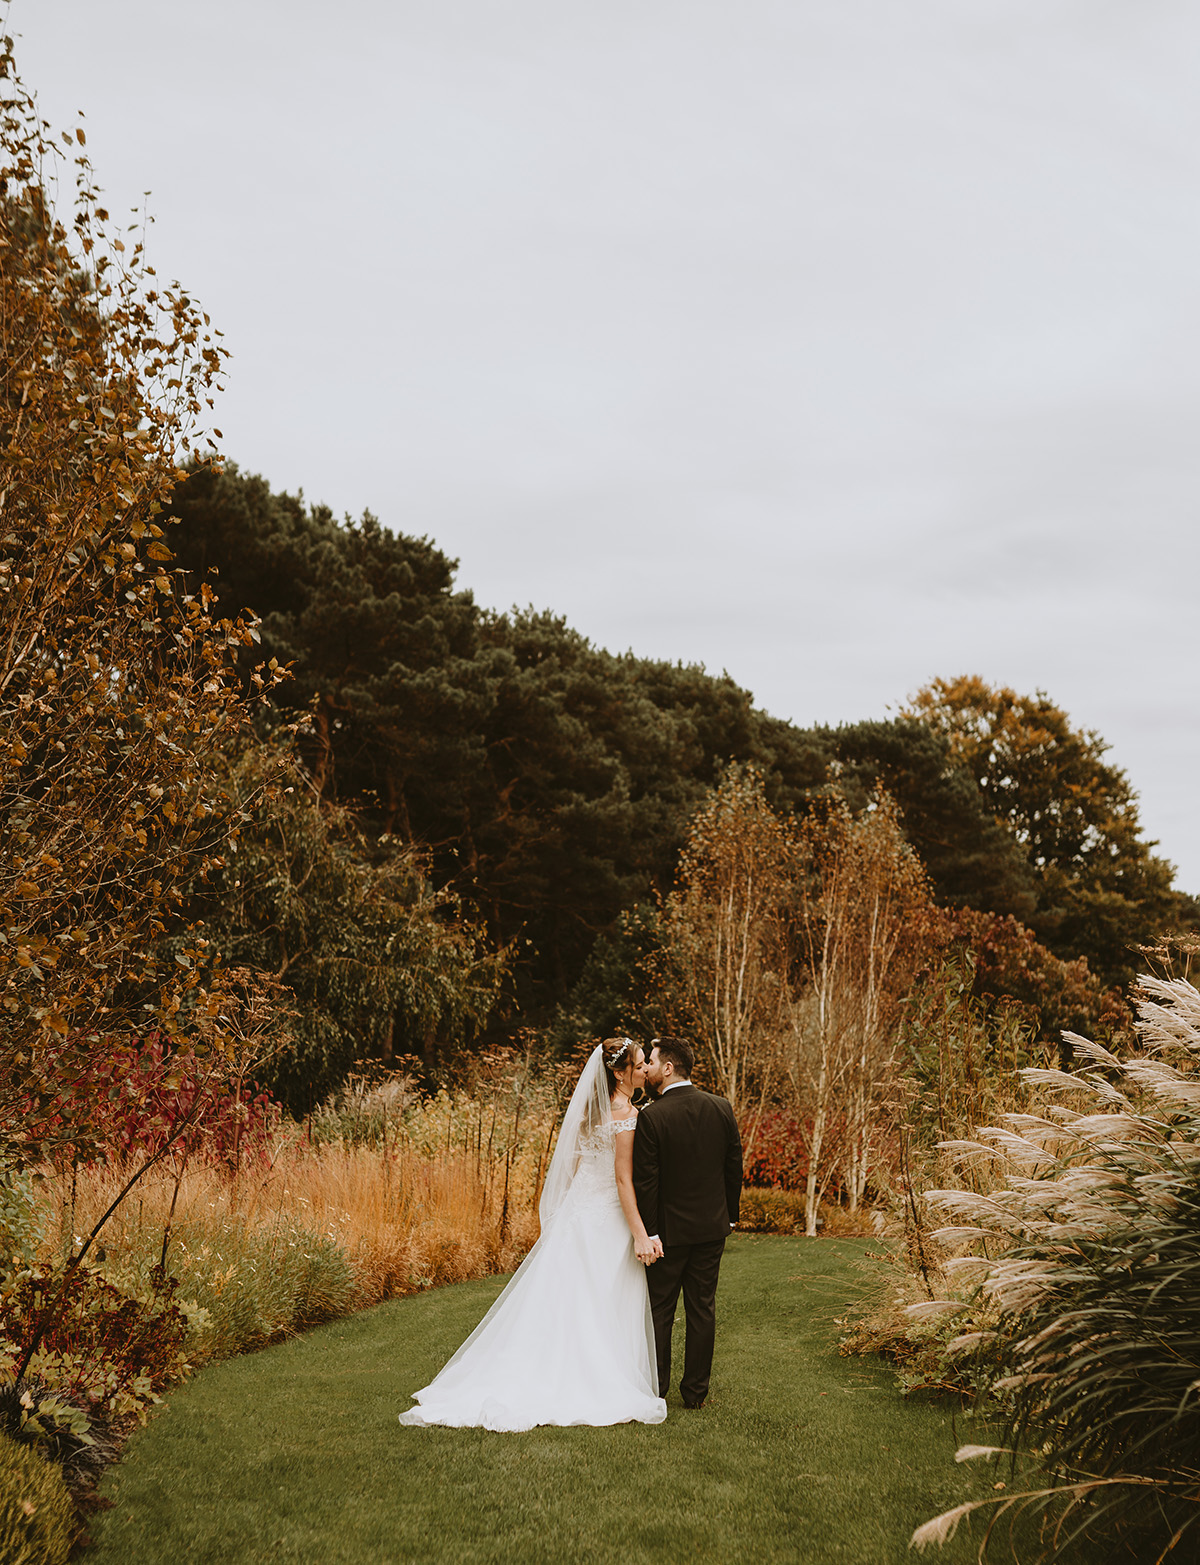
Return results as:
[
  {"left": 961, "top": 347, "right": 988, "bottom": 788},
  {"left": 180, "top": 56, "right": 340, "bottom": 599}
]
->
[{"left": 604, "top": 1038, "right": 634, "bottom": 1067}]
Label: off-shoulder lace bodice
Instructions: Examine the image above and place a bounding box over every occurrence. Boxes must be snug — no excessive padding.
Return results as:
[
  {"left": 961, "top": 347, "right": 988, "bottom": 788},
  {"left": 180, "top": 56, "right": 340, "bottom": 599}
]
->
[
  {"left": 577, "top": 1111, "right": 637, "bottom": 1153},
  {"left": 569, "top": 1111, "right": 637, "bottom": 1213}
]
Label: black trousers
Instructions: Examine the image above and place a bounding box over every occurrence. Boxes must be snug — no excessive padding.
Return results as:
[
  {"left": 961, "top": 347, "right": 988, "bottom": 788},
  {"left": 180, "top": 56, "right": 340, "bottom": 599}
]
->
[{"left": 646, "top": 1235, "right": 726, "bottom": 1405}]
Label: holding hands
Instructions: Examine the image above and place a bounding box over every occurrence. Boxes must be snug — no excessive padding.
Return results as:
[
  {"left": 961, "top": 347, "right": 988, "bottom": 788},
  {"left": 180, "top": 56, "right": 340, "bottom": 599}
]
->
[{"left": 635, "top": 1234, "right": 664, "bottom": 1266}]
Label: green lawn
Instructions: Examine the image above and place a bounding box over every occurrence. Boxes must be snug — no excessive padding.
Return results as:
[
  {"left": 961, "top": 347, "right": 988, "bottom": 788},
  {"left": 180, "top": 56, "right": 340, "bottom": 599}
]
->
[{"left": 88, "top": 1236, "right": 1032, "bottom": 1564}]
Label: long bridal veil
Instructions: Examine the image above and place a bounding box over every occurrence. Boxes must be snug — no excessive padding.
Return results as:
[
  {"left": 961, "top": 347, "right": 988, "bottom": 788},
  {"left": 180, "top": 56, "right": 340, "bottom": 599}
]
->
[
  {"left": 412, "top": 1045, "right": 611, "bottom": 1385},
  {"left": 537, "top": 1043, "right": 611, "bottom": 1225}
]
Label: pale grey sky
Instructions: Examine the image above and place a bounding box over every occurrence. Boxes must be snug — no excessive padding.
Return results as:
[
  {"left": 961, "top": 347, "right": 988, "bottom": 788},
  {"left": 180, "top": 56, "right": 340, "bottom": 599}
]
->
[{"left": 18, "top": 0, "right": 1200, "bottom": 889}]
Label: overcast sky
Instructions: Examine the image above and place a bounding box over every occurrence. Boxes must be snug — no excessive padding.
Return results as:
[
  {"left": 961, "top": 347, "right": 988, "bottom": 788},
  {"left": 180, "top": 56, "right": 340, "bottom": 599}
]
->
[{"left": 17, "top": 1, "right": 1200, "bottom": 890}]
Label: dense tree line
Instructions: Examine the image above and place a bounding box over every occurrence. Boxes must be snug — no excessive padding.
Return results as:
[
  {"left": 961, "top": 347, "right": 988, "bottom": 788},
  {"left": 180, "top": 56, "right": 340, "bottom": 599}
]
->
[{"left": 164, "top": 466, "right": 1198, "bottom": 1075}]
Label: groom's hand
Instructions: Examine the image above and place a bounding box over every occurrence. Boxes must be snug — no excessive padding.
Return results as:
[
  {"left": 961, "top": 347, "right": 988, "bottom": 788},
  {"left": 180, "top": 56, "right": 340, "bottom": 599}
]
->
[{"left": 635, "top": 1235, "right": 661, "bottom": 1265}]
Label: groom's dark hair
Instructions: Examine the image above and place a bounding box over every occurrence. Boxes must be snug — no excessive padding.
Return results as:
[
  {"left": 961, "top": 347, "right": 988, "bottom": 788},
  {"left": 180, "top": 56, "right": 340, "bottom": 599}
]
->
[{"left": 652, "top": 1036, "right": 693, "bottom": 1079}]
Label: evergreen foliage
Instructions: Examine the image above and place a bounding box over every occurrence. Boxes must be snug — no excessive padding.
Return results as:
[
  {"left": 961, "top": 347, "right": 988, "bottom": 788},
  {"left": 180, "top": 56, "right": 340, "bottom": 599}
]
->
[
  {"left": 165, "top": 464, "right": 831, "bottom": 1025},
  {"left": 161, "top": 463, "right": 1191, "bottom": 1048}
]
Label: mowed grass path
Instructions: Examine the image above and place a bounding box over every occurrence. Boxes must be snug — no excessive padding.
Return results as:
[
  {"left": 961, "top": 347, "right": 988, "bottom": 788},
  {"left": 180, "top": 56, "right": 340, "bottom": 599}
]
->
[{"left": 89, "top": 1237, "right": 1011, "bottom": 1564}]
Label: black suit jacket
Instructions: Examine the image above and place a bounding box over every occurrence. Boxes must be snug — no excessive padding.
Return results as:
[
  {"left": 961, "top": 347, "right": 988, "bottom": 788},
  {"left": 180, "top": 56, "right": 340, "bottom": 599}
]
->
[{"left": 632, "top": 1084, "right": 743, "bottom": 1247}]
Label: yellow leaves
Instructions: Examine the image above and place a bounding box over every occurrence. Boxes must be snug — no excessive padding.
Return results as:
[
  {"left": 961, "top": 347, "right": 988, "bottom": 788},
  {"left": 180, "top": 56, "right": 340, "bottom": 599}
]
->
[
  {"left": 0, "top": 58, "right": 269, "bottom": 1121},
  {"left": 75, "top": 126, "right": 86, "bottom": 146}
]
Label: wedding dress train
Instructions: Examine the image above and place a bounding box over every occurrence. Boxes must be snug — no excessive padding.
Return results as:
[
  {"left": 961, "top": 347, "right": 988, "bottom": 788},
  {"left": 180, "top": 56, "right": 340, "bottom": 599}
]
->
[{"left": 398, "top": 1052, "right": 666, "bottom": 1432}]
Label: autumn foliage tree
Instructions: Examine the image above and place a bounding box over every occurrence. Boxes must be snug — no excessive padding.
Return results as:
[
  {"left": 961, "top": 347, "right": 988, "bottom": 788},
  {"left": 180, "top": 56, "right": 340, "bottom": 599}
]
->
[
  {"left": 782, "top": 793, "right": 934, "bottom": 1231},
  {"left": 655, "top": 771, "right": 933, "bottom": 1233},
  {"left": 0, "top": 35, "right": 271, "bottom": 1173},
  {"left": 907, "top": 676, "right": 1198, "bottom": 985},
  {"left": 655, "top": 765, "right": 795, "bottom": 1113}
]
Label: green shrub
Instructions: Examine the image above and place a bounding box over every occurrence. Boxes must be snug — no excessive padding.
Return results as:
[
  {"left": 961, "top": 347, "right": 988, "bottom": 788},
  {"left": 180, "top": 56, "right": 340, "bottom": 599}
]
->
[
  {"left": 0, "top": 1173, "right": 46, "bottom": 1301},
  {"left": 2, "top": 1263, "right": 192, "bottom": 1404},
  {"left": 170, "top": 1222, "right": 359, "bottom": 1359},
  {"left": 738, "top": 1188, "right": 807, "bottom": 1234},
  {"left": 0, "top": 1432, "right": 76, "bottom": 1565}
]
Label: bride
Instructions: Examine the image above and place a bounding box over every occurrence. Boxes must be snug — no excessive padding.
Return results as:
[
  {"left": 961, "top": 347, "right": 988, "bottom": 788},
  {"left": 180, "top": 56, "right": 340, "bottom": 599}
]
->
[{"left": 398, "top": 1037, "right": 668, "bottom": 1430}]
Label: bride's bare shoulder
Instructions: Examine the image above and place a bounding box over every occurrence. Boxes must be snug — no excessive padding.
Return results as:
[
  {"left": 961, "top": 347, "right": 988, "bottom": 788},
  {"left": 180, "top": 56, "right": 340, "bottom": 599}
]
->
[{"left": 609, "top": 1094, "right": 637, "bottom": 1130}]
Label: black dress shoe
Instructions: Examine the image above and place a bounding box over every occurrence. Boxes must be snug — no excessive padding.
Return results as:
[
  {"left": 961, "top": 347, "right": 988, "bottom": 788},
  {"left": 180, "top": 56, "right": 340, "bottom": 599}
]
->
[{"left": 681, "top": 1399, "right": 705, "bottom": 1409}]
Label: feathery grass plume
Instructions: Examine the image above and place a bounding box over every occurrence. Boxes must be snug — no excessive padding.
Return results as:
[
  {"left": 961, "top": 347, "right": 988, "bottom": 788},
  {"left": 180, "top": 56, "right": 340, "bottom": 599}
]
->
[
  {"left": 910, "top": 1500, "right": 985, "bottom": 1552},
  {"left": 903, "top": 1300, "right": 969, "bottom": 1324},
  {"left": 910, "top": 975, "right": 1200, "bottom": 1558}
]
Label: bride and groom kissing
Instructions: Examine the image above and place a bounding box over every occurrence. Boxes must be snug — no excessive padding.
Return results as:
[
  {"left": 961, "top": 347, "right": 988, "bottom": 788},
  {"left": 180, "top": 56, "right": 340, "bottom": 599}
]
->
[{"left": 400, "top": 1035, "right": 744, "bottom": 1430}]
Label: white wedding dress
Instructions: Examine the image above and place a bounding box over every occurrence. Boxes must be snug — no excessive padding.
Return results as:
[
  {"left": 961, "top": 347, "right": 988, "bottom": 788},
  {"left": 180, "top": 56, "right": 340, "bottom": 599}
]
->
[{"left": 398, "top": 1048, "right": 666, "bottom": 1431}]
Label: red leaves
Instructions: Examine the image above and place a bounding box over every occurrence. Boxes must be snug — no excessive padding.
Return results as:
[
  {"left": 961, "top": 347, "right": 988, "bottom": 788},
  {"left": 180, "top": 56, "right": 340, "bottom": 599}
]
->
[
  {"left": 15, "top": 1032, "right": 281, "bottom": 1170},
  {"left": 4, "top": 1262, "right": 191, "bottom": 1409}
]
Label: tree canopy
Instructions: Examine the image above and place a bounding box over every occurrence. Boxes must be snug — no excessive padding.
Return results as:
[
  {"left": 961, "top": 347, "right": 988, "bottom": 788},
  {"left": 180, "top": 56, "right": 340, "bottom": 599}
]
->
[
  {"left": 161, "top": 468, "right": 1197, "bottom": 1049},
  {"left": 906, "top": 676, "right": 1197, "bottom": 986}
]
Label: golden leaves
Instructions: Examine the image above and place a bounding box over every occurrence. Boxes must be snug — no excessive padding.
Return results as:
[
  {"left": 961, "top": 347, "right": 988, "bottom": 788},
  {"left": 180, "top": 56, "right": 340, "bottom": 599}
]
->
[{"left": 0, "top": 30, "right": 263, "bottom": 1169}]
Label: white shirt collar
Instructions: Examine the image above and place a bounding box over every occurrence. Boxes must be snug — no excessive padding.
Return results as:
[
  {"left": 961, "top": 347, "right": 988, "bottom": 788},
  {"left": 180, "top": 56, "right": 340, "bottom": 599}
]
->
[{"left": 660, "top": 1078, "right": 692, "bottom": 1093}]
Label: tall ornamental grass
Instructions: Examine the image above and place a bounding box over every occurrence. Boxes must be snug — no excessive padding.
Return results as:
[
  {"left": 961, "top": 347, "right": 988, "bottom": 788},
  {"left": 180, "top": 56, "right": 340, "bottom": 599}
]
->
[
  {"left": 911, "top": 975, "right": 1200, "bottom": 1560},
  {"left": 34, "top": 1065, "right": 555, "bottom": 1365},
  {"left": 1, "top": 1057, "right": 557, "bottom": 1546}
]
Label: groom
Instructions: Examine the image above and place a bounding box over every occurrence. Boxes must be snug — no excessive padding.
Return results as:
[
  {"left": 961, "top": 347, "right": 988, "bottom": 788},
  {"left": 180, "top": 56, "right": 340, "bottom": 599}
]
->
[{"left": 633, "top": 1036, "right": 743, "bottom": 1409}]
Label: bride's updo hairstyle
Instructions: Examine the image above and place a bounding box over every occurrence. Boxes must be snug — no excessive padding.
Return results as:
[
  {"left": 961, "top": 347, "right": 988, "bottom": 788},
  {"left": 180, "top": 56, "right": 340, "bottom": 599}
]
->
[{"left": 601, "top": 1036, "right": 638, "bottom": 1095}]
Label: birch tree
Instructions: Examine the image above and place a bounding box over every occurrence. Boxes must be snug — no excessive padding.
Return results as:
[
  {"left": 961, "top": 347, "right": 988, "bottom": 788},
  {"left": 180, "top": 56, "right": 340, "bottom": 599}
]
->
[
  {"left": 786, "top": 794, "right": 930, "bottom": 1232},
  {"left": 657, "top": 765, "right": 795, "bottom": 1114}
]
